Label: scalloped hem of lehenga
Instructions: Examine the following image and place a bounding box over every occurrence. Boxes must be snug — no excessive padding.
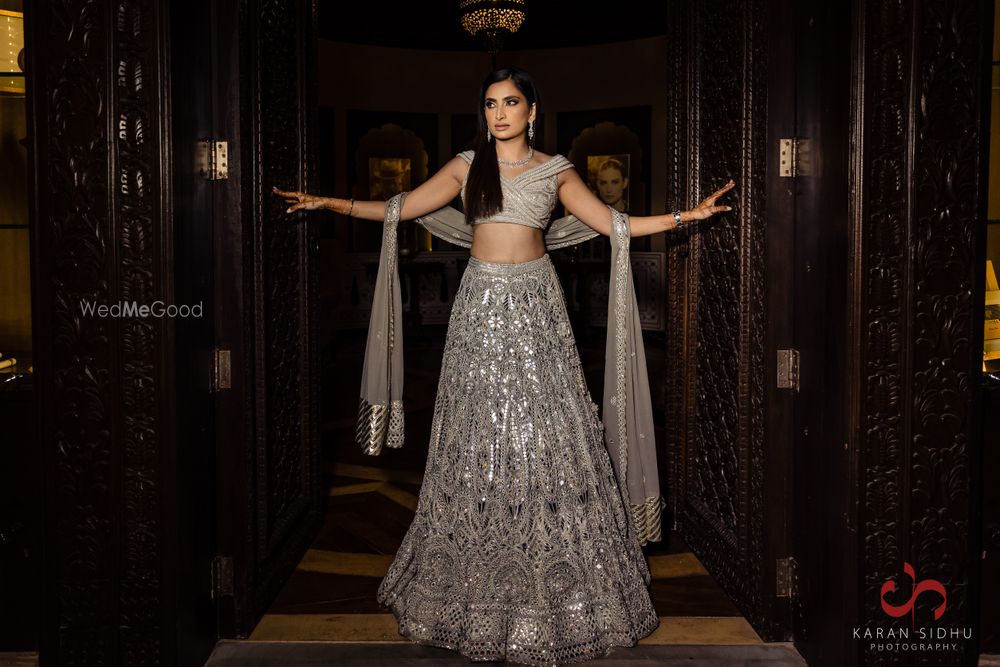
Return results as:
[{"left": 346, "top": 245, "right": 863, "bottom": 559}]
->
[{"left": 378, "top": 594, "right": 660, "bottom": 667}]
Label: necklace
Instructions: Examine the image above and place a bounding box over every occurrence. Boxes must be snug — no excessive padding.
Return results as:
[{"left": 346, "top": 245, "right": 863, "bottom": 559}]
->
[{"left": 497, "top": 147, "right": 533, "bottom": 168}]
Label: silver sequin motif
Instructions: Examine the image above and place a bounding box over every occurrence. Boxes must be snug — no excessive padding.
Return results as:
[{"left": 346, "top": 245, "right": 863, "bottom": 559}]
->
[{"left": 377, "top": 254, "right": 659, "bottom": 666}]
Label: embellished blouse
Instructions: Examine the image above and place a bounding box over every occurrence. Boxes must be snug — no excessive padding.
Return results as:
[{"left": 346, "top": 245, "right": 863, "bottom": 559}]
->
[{"left": 456, "top": 149, "right": 575, "bottom": 230}]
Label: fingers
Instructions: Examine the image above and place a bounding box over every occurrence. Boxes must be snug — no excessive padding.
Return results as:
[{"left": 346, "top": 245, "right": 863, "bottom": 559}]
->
[
  {"left": 286, "top": 198, "right": 323, "bottom": 213},
  {"left": 697, "top": 180, "right": 737, "bottom": 209},
  {"left": 273, "top": 187, "right": 298, "bottom": 203},
  {"left": 689, "top": 205, "right": 733, "bottom": 222},
  {"left": 709, "top": 183, "right": 735, "bottom": 202},
  {"left": 272, "top": 186, "right": 306, "bottom": 204},
  {"left": 706, "top": 180, "right": 736, "bottom": 202},
  {"left": 272, "top": 186, "right": 312, "bottom": 214},
  {"left": 273, "top": 186, "right": 302, "bottom": 213},
  {"left": 714, "top": 179, "right": 736, "bottom": 196}
]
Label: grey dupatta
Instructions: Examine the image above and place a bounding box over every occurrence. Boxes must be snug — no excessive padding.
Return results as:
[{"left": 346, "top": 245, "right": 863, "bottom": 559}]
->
[
  {"left": 356, "top": 192, "right": 663, "bottom": 545},
  {"left": 356, "top": 193, "right": 407, "bottom": 454}
]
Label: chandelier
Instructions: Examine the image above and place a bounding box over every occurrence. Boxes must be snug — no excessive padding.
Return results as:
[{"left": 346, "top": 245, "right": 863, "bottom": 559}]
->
[{"left": 459, "top": 0, "right": 526, "bottom": 61}]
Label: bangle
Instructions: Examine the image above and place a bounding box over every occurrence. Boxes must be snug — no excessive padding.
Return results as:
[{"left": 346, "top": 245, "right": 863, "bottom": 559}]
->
[
  {"left": 347, "top": 198, "right": 355, "bottom": 217},
  {"left": 673, "top": 210, "right": 684, "bottom": 231}
]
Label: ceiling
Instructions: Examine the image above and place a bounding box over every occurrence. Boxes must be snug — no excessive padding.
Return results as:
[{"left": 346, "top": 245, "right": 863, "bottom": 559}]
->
[{"left": 318, "top": 1, "right": 669, "bottom": 51}]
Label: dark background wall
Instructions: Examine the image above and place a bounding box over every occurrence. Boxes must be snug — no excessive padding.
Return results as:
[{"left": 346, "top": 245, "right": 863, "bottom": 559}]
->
[{"left": 314, "top": 37, "right": 672, "bottom": 250}]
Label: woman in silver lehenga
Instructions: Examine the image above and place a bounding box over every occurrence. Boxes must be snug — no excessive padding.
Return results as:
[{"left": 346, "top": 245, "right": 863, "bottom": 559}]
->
[{"left": 274, "top": 67, "right": 734, "bottom": 666}]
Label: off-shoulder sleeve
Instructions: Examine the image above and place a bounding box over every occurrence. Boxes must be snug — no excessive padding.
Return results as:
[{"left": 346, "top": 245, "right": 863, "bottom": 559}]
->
[{"left": 550, "top": 154, "right": 576, "bottom": 173}]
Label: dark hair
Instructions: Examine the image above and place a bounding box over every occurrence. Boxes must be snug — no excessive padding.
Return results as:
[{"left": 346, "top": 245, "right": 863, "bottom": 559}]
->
[{"left": 464, "top": 66, "right": 540, "bottom": 225}]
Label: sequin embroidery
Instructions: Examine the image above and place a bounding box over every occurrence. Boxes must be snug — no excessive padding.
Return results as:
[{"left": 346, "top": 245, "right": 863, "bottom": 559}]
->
[
  {"left": 458, "top": 149, "right": 574, "bottom": 230},
  {"left": 376, "top": 254, "right": 660, "bottom": 666}
]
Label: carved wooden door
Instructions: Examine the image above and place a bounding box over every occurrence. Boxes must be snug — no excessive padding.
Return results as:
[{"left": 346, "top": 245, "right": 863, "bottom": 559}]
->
[
  {"left": 664, "top": 0, "right": 793, "bottom": 642},
  {"left": 210, "top": 0, "right": 324, "bottom": 638}
]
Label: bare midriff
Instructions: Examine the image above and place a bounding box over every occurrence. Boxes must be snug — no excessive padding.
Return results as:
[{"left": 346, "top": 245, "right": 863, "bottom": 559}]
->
[{"left": 470, "top": 222, "right": 546, "bottom": 264}]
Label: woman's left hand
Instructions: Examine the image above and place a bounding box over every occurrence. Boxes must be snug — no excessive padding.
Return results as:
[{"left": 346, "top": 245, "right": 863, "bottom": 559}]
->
[
  {"left": 686, "top": 179, "right": 735, "bottom": 222},
  {"left": 272, "top": 186, "right": 329, "bottom": 214}
]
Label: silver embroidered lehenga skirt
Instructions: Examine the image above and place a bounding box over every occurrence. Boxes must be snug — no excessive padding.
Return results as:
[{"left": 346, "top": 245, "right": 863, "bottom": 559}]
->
[{"left": 376, "top": 254, "right": 659, "bottom": 666}]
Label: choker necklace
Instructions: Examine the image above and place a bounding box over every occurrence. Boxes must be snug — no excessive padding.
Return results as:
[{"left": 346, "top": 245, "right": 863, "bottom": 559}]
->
[{"left": 497, "top": 147, "right": 533, "bottom": 168}]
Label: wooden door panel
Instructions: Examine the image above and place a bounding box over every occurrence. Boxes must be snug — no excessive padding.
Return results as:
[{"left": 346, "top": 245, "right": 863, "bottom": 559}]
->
[
  {"left": 213, "top": 0, "right": 324, "bottom": 637},
  {"left": 665, "top": 0, "right": 787, "bottom": 641},
  {"left": 846, "top": 0, "right": 990, "bottom": 662}
]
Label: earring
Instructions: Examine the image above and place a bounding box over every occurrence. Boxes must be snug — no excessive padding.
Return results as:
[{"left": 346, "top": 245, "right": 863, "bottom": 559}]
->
[
  {"left": 487, "top": 128, "right": 492, "bottom": 142},
  {"left": 528, "top": 120, "right": 535, "bottom": 144}
]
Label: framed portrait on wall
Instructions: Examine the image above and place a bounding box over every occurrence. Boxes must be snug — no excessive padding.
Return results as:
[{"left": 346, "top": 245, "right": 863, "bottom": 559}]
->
[
  {"left": 557, "top": 107, "right": 651, "bottom": 255},
  {"left": 345, "top": 112, "right": 436, "bottom": 252},
  {"left": 587, "top": 154, "right": 630, "bottom": 213},
  {"left": 368, "top": 157, "right": 411, "bottom": 199}
]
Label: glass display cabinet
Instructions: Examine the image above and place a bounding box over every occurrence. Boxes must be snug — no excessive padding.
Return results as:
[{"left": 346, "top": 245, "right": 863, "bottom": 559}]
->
[
  {"left": 0, "top": 2, "right": 28, "bottom": 384},
  {"left": 987, "top": 29, "right": 1000, "bottom": 377}
]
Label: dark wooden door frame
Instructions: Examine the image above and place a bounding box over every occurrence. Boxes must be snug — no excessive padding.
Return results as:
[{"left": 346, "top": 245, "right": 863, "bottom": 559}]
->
[
  {"left": 169, "top": 0, "right": 224, "bottom": 661},
  {"left": 786, "top": 2, "right": 853, "bottom": 664}
]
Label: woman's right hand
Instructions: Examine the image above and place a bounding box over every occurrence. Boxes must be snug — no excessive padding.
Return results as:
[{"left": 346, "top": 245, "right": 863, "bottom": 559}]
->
[{"left": 272, "top": 186, "right": 331, "bottom": 214}]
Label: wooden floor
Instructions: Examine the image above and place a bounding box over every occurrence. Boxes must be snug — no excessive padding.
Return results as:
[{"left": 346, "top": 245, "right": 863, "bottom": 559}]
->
[{"left": 237, "top": 326, "right": 797, "bottom": 663}]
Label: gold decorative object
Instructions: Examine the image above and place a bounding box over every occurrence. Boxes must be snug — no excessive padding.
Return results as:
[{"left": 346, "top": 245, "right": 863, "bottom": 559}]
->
[
  {"left": 0, "top": 10, "right": 24, "bottom": 95},
  {"left": 459, "top": 0, "right": 526, "bottom": 60}
]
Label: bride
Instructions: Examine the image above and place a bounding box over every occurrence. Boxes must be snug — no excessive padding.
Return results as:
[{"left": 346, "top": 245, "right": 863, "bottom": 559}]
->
[{"left": 274, "top": 66, "right": 733, "bottom": 666}]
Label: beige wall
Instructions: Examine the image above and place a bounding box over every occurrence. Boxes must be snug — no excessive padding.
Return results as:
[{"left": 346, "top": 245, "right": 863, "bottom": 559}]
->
[{"left": 317, "top": 36, "right": 672, "bottom": 252}]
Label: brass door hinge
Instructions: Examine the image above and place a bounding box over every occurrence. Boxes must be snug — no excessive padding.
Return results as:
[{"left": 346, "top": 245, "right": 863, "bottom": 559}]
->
[
  {"left": 777, "top": 348, "right": 800, "bottom": 391},
  {"left": 779, "top": 138, "right": 811, "bottom": 177},
  {"left": 211, "top": 348, "right": 231, "bottom": 392},
  {"left": 776, "top": 556, "right": 796, "bottom": 598},
  {"left": 196, "top": 140, "right": 229, "bottom": 180},
  {"left": 211, "top": 555, "right": 234, "bottom": 600}
]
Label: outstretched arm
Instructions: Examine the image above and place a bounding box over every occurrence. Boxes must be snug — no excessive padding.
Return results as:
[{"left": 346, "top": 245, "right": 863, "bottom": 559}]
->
[
  {"left": 556, "top": 168, "right": 734, "bottom": 237},
  {"left": 273, "top": 156, "right": 467, "bottom": 221}
]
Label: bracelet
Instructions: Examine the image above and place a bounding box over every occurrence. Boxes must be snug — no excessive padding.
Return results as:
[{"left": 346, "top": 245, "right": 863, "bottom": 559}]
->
[
  {"left": 347, "top": 198, "right": 355, "bottom": 217},
  {"left": 673, "top": 210, "right": 684, "bottom": 231}
]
